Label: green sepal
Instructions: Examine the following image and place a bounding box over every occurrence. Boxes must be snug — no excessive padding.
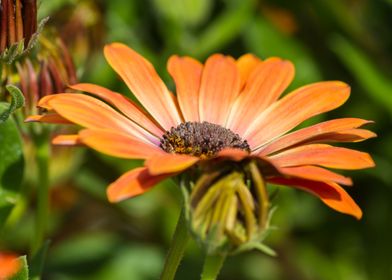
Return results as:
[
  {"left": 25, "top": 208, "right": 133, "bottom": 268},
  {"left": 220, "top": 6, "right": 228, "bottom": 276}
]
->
[{"left": 10, "top": 255, "right": 29, "bottom": 280}]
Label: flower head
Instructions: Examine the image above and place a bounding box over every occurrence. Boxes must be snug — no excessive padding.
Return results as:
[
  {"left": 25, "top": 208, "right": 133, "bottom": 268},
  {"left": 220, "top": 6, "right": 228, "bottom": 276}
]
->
[{"left": 27, "top": 43, "right": 375, "bottom": 221}]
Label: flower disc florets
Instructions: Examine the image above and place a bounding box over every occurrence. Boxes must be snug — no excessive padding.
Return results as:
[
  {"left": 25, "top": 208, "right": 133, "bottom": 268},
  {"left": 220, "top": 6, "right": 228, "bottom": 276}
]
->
[{"left": 160, "top": 121, "right": 251, "bottom": 158}]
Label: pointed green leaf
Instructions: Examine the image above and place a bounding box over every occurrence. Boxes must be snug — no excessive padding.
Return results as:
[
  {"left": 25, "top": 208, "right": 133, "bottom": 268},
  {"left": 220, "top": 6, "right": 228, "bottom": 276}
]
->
[{"left": 0, "top": 103, "right": 24, "bottom": 228}]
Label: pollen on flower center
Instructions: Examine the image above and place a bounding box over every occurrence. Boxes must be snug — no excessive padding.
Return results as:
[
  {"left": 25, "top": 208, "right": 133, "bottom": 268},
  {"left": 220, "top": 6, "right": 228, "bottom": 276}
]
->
[{"left": 160, "top": 121, "right": 251, "bottom": 158}]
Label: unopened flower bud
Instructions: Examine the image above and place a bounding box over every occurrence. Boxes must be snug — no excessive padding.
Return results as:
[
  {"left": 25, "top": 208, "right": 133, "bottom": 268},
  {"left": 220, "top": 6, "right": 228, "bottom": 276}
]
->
[
  {"left": 16, "top": 36, "right": 77, "bottom": 117},
  {"left": 0, "top": 0, "right": 47, "bottom": 63},
  {"left": 185, "top": 159, "right": 275, "bottom": 256}
]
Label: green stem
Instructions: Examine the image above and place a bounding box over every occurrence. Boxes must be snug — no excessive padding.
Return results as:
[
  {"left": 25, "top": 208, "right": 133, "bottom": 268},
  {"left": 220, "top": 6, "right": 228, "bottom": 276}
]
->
[
  {"left": 201, "top": 253, "right": 227, "bottom": 280},
  {"left": 160, "top": 209, "right": 190, "bottom": 280},
  {"left": 31, "top": 131, "right": 50, "bottom": 255}
]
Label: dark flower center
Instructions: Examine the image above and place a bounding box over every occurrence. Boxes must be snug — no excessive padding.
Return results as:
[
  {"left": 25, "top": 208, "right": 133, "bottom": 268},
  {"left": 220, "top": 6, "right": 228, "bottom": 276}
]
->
[{"left": 160, "top": 121, "right": 250, "bottom": 158}]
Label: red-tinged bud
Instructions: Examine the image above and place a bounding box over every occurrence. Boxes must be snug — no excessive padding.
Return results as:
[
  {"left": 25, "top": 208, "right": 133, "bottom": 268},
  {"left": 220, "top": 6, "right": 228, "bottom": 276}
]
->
[
  {"left": 0, "top": 0, "right": 45, "bottom": 63},
  {"left": 14, "top": 36, "right": 77, "bottom": 118}
]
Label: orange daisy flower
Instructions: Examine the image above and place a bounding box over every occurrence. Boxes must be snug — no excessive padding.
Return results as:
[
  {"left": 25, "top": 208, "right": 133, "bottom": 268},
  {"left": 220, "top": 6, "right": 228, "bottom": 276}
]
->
[
  {"left": 0, "top": 253, "right": 20, "bottom": 279},
  {"left": 27, "top": 43, "right": 375, "bottom": 219}
]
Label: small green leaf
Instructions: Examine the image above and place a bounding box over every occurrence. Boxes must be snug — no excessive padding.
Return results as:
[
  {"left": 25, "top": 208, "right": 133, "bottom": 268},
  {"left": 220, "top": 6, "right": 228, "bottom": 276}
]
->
[
  {"left": 0, "top": 104, "right": 24, "bottom": 228},
  {"left": 252, "top": 242, "right": 277, "bottom": 257},
  {"left": 10, "top": 255, "right": 29, "bottom": 280},
  {"left": 0, "top": 85, "right": 25, "bottom": 123}
]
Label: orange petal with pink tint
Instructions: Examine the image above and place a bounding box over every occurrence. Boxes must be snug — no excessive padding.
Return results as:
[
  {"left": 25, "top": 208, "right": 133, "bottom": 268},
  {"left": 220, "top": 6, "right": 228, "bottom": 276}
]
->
[
  {"left": 78, "top": 129, "right": 161, "bottom": 159},
  {"left": 199, "top": 54, "right": 241, "bottom": 126},
  {"left": 236, "top": 54, "right": 262, "bottom": 89},
  {"left": 258, "top": 118, "right": 373, "bottom": 155},
  {"left": 245, "top": 81, "right": 350, "bottom": 149},
  {"left": 70, "top": 83, "right": 164, "bottom": 137},
  {"left": 228, "top": 58, "right": 294, "bottom": 135},
  {"left": 52, "top": 134, "right": 81, "bottom": 145},
  {"left": 37, "top": 94, "right": 60, "bottom": 110},
  {"left": 303, "top": 129, "right": 376, "bottom": 144},
  {"left": 216, "top": 148, "right": 250, "bottom": 162},
  {"left": 269, "top": 177, "right": 362, "bottom": 219},
  {"left": 104, "top": 43, "right": 182, "bottom": 129},
  {"left": 145, "top": 153, "right": 200, "bottom": 175},
  {"left": 47, "top": 94, "right": 158, "bottom": 144},
  {"left": 279, "top": 165, "right": 352, "bottom": 186},
  {"left": 270, "top": 144, "right": 375, "bottom": 170},
  {"left": 168, "top": 55, "right": 203, "bottom": 122},
  {"left": 0, "top": 253, "right": 20, "bottom": 279},
  {"left": 107, "top": 167, "right": 171, "bottom": 202},
  {"left": 25, "top": 113, "right": 73, "bottom": 124}
]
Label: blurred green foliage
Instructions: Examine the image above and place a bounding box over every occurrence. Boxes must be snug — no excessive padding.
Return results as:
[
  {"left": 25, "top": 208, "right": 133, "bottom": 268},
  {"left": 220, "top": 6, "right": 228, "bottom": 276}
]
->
[{"left": 1, "top": 0, "right": 391, "bottom": 279}]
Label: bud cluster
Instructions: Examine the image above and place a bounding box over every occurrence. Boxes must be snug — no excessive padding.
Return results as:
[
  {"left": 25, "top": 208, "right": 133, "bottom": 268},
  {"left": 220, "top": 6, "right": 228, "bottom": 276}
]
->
[
  {"left": 16, "top": 36, "right": 77, "bottom": 117},
  {"left": 0, "top": 0, "right": 42, "bottom": 62}
]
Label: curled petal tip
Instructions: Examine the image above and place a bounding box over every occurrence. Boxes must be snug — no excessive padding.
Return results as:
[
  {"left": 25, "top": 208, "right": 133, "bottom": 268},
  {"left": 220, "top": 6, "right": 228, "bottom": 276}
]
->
[{"left": 24, "top": 115, "right": 41, "bottom": 122}]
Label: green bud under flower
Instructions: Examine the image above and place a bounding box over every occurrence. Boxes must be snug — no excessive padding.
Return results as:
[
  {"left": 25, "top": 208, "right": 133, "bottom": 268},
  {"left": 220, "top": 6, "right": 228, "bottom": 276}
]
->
[
  {"left": 183, "top": 159, "right": 276, "bottom": 256},
  {"left": 0, "top": 0, "right": 47, "bottom": 63}
]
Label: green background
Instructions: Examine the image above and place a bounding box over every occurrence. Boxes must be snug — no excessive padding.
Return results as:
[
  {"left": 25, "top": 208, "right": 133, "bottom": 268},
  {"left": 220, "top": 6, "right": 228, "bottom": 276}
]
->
[{"left": 2, "top": 0, "right": 392, "bottom": 279}]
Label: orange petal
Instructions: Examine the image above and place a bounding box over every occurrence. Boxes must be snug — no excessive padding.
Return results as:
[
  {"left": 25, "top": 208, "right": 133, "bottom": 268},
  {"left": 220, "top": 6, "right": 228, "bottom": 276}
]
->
[
  {"left": 279, "top": 165, "right": 352, "bottom": 186},
  {"left": 216, "top": 148, "right": 250, "bottom": 162},
  {"left": 25, "top": 113, "right": 73, "bottom": 124},
  {"left": 47, "top": 93, "right": 157, "bottom": 144},
  {"left": 52, "top": 134, "right": 81, "bottom": 145},
  {"left": 107, "top": 167, "right": 171, "bottom": 202},
  {"left": 70, "top": 83, "right": 164, "bottom": 137},
  {"left": 269, "top": 177, "right": 362, "bottom": 219},
  {"left": 0, "top": 253, "right": 20, "bottom": 279},
  {"left": 145, "top": 153, "right": 200, "bottom": 175},
  {"left": 227, "top": 58, "right": 294, "bottom": 135},
  {"left": 270, "top": 144, "right": 375, "bottom": 170},
  {"left": 168, "top": 56, "right": 203, "bottom": 122},
  {"left": 258, "top": 118, "right": 373, "bottom": 155},
  {"left": 104, "top": 43, "right": 182, "bottom": 129},
  {"left": 245, "top": 81, "right": 351, "bottom": 149},
  {"left": 37, "top": 94, "right": 62, "bottom": 110},
  {"left": 303, "top": 129, "right": 377, "bottom": 144},
  {"left": 78, "top": 129, "right": 161, "bottom": 159},
  {"left": 199, "top": 54, "right": 241, "bottom": 126},
  {"left": 236, "top": 53, "right": 262, "bottom": 89}
]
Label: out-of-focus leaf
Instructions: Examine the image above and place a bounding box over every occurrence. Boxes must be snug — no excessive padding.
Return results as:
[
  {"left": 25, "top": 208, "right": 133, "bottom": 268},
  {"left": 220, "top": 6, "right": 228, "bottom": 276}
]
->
[
  {"left": 48, "top": 232, "right": 120, "bottom": 269},
  {"left": 153, "top": 0, "right": 212, "bottom": 27},
  {"left": 244, "top": 17, "right": 322, "bottom": 88},
  {"left": 0, "top": 85, "right": 25, "bottom": 124},
  {"left": 0, "top": 104, "right": 24, "bottom": 229},
  {"left": 95, "top": 245, "right": 164, "bottom": 280},
  {"left": 10, "top": 255, "right": 29, "bottom": 280},
  {"left": 189, "top": 0, "right": 256, "bottom": 57},
  {"left": 30, "top": 240, "right": 51, "bottom": 280},
  {"left": 330, "top": 36, "right": 392, "bottom": 116}
]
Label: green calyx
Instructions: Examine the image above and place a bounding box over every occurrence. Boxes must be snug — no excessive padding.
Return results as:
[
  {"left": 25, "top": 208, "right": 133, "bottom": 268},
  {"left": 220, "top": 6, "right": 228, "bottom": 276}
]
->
[{"left": 182, "top": 159, "right": 276, "bottom": 256}]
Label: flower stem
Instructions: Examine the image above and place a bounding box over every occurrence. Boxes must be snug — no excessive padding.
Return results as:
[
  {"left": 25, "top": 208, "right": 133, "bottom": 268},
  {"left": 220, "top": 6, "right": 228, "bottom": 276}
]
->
[
  {"left": 160, "top": 209, "right": 190, "bottom": 280},
  {"left": 31, "top": 130, "right": 50, "bottom": 254},
  {"left": 201, "top": 253, "right": 227, "bottom": 280}
]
